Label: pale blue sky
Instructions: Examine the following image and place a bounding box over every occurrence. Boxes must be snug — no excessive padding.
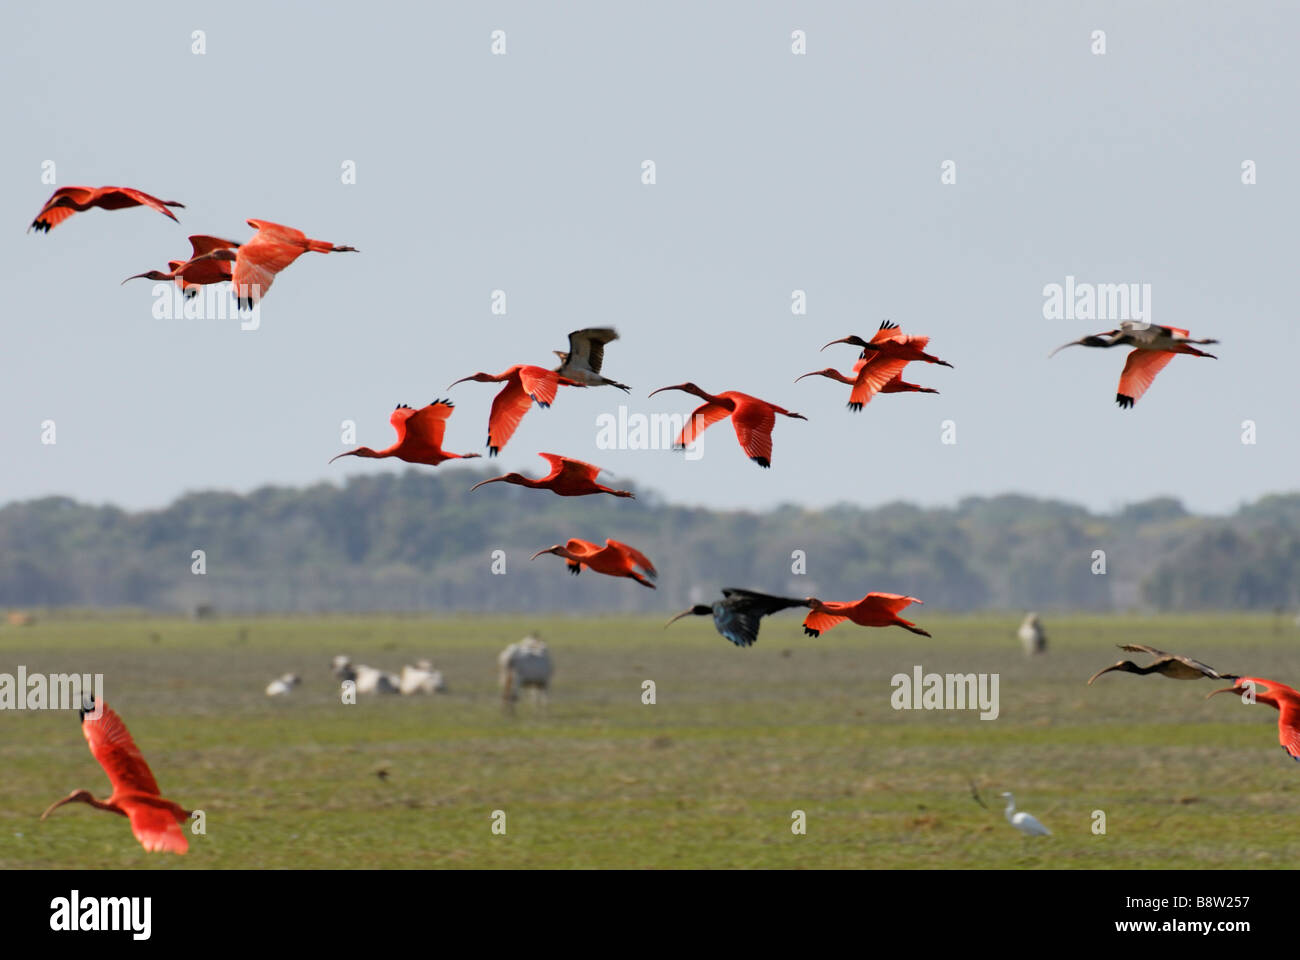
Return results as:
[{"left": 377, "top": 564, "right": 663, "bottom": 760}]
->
[{"left": 3, "top": 1, "right": 1296, "bottom": 515}]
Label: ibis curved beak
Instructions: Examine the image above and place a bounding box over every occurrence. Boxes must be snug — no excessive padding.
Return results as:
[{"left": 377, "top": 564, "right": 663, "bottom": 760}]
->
[
  {"left": 1084, "top": 666, "right": 1114, "bottom": 686},
  {"left": 40, "top": 796, "right": 73, "bottom": 821},
  {"left": 1049, "top": 333, "right": 1121, "bottom": 358},
  {"left": 821, "top": 336, "right": 868, "bottom": 352},
  {"left": 1048, "top": 340, "right": 1084, "bottom": 358},
  {"left": 647, "top": 386, "right": 674, "bottom": 398},
  {"left": 328, "top": 451, "right": 354, "bottom": 464},
  {"left": 1205, "top": 684, "right": 1242, "bottom": 700},
  {"left": 529, "top": 547, "right": 557, "bottom": 561},
  {"left": 469, "top": 477, "right": 504, "bottom": 492},
  {"left": 447, "top": 376, "right": 474, "bottom": 390},
  {"left": 794, "top": 371, "right": 823, "bottom": 383},
  {"left": 664, "top": 609, "right": 695, "bottom": 628}
]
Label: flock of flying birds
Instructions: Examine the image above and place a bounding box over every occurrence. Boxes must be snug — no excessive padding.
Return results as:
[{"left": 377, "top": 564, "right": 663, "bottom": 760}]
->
[
  {"left": 1088, "top": 644, "right": 1300, "bottom": 764},
  {"left": 28, "top": 184, "right": 1273, "bottom": 855}
]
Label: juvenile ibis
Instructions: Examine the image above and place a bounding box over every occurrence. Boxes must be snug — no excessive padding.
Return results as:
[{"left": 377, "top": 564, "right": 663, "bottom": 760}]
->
[
  {"left": 666, "top": 588, "right": 811, "bottom": 647},
  {"left": 1049, "top": 321, "right": 1219, "bottom": 408},
  {"left": 1087, "top": 644, "right": 1238, "bottom": 685},
  {"left": 553, "top": 327, "right": 630, "bottom": 391}
]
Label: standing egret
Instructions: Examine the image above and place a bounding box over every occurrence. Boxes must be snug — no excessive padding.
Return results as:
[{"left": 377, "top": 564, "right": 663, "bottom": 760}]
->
[{"left": 999, "top": 792, "right": 1051, "bottom": 837}]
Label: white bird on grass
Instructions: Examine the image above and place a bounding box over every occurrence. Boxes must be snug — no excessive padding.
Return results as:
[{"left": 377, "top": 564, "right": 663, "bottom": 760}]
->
[{"left": 1000, "top": 792, "right": 1051, "bottom": 836}]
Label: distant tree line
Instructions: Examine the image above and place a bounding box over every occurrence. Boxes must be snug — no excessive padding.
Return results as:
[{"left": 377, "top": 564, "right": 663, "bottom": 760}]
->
[{"left": 1, "top": 472, "right": 1297, "bottom": 614}]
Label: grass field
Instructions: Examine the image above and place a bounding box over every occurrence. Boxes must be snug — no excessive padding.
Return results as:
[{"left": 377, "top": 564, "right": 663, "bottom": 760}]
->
[{"left": 3, "top": 613, "right": 1298, "bottom": 869}]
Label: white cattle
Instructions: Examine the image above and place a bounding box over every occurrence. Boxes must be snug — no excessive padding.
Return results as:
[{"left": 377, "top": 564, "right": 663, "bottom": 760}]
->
[
  {"left": 265, "top": 673, "right": 301, "bottom": 697},
  {"left": 400, "top": 659, "right": 447, "bottom": 695},
  {"left": 498, "top": 634, "right": 552, "bottom": 709},
  {"left": 332, "top": 655, "right": 399, "bottom": 694}
]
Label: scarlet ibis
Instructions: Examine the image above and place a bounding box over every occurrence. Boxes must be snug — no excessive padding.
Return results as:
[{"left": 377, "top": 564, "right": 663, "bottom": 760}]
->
[
  {"left": 1086, "top": 644, "right": 1238, "bottom": 685},
  {"left": 1049, "top": 321, "right": 1219, "bottom": 408},
  {"left": 177, "top": 219, "right": 358, "bottom": 308},
  {"left": 330, "top": 401, "right": 481, "bottom": 466},
  {"left": 1207, "top": 677, "right": 1300, "bottom": 761},
  {"left": 1018, "top": 613, "right": 1046, "bottom": 655},
  {"left": 647, "top": 382, "right": 806, "bottom": 468},
  {"left": 470, "top": 452, "right": 633, "bottom": 498},
  {"left": 553, "top": 327, "right": 630, "bottom": 392},
  {"left": 40, "top": 699, "right": 191, "bottom": 854},
  {"left": 122, "top": 235, "right": 241, "bottom": 297},
  {"left": 448, "top": 366, "right": 580, "bottom": 456},
  {"left": 29, "top": 185, "right": 184, "bottom": 233},
  {"left": 530, "top": 538, "right": 657, "bottom": 588},
  {"left": 796, "top": 361, "right": 938, "bottom": 412},
  {"left": 801, "top": 592, "right": 930, "bottom": 637},
  {"left": 822, "top": 320, "right": 954, "bottom": 368},
  {"left": 665, "top": 588, "right": 811, "bottom": 647},
  {"left": 1000, "top": 793, "right": 1051, "bottom": 837}
]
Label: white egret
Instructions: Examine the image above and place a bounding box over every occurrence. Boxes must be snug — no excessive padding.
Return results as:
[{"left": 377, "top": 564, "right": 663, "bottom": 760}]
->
[{"left": 1000, "top": 792, "right": 1051, "bottom": 837}]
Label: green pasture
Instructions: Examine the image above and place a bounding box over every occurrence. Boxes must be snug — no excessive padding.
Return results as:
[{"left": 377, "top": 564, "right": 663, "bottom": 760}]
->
[{"left": 2, "top": 613, "right": 1297, "bottom": 868}]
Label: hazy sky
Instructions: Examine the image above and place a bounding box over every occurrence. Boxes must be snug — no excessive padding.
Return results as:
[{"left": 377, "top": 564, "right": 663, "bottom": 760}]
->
[{"left": 4, "top": 1, "right": 1296, "bottom": 516}]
